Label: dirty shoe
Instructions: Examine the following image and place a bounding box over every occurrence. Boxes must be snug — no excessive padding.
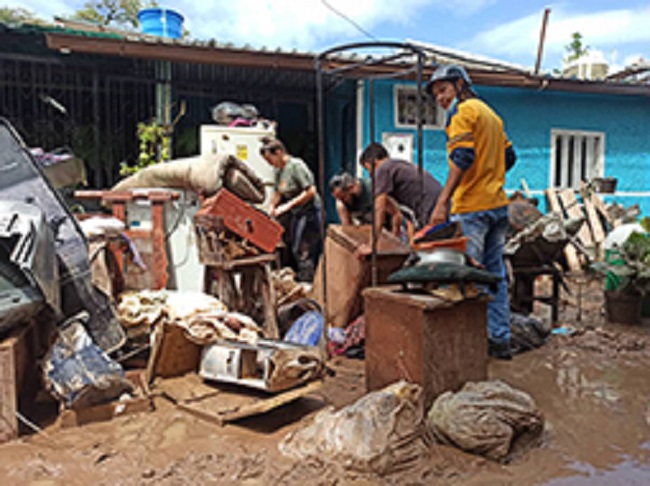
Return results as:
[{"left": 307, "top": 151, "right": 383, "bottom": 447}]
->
[{"left": 488, "top": 340, "right": 512, "bottom": 360}]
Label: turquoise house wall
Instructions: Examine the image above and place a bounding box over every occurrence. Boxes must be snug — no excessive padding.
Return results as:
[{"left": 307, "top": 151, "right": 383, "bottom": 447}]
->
[{"left": 361, "top": 79, "right": 650, "bottom": 214}]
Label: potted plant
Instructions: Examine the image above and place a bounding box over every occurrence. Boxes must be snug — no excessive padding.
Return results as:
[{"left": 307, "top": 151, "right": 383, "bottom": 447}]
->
[{"left": 592, "top": 225, "right": 650, "bottom": 324}]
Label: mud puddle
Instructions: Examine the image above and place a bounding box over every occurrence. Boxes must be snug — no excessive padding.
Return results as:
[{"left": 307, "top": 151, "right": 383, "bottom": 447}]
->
[{"left": 2, "top": 281, "right": 650, "bottom": 484}]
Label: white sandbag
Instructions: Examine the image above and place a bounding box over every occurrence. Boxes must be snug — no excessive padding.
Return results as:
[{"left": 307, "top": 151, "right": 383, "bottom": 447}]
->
[
  {"left": 279, "top": 381, "right": 429, "bottom": 474},
  {"left": 427, "top": 380, "right": 544, "bottom": 461},
  {"left": 112, "top": 154, "right": 265, "bottom": 203}
]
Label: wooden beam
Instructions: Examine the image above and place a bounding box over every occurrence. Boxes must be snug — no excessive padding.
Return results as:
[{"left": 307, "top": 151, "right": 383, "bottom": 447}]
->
[
  {"left": 580, "top": 182, "right": 606, "bottom": 246},
  {"left": 546, "top": 188, "right": 582, "bottom": 271},
  {"left": 558, "top": 189, "right": 593, "bottom": 247}
]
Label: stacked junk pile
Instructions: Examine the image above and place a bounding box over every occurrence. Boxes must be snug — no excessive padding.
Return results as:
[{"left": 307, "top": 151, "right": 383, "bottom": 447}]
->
[
  {"left": 1, "top": 105, "right": 645, "bottom": 472},
  {"left": 0, "top": 114, "right": 325, "bottom": 444}
]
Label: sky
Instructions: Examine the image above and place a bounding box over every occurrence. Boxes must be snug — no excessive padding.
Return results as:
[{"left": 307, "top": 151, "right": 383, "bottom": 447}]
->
[{"left": 3, "top": 0, "right": 650, "bottom": 74}]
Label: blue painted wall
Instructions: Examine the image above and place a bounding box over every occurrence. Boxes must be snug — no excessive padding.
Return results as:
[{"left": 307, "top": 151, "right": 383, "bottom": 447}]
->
[{"left": 361, "top": 79, "right": 650, "bottom": 215}]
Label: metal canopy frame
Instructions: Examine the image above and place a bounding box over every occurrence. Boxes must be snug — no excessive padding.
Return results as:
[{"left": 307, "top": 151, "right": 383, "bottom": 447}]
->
[{"left": 315, "top": 41, "right": 428, "bottom": 318}]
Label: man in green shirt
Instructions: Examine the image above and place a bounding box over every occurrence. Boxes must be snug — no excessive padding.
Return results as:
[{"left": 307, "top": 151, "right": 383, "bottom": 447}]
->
[{"left": 261, "top": 138, "right": 322, "bottom": 281}]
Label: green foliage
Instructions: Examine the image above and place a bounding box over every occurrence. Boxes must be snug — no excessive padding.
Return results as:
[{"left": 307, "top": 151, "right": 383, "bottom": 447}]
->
[
  {"left": 72, "top": 0, "right": 158, "bottom": 29},
  {"left": 0, "top": 7, "right": 42, "bottom": 24},
  {"left": 592, "top": 231, "right": 650, "bottom": 295},
  {"left": 119, "top": 120, "right": 170, "bottom": 176},
  {"left": 564, "top": 32, "right": 589, "bottom": 63}
]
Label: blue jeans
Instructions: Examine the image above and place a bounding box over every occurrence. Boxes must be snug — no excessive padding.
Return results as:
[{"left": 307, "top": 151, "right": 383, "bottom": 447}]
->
[
  {"left": 291, "top": 202, "right": 323, "bottom": 280},
  {"left": 452, "top": 206, "right": 510, "bottom": 344}
]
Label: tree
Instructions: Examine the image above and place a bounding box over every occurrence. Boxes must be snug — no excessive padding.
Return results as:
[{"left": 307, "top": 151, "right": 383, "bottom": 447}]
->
[
  {"left": 72, "top": 0, "right": 157, "bottom": 29},
  {"left": 0, "top": 7, "right": 42, "bottom": 24},
  {"left": 564, "top": 32, "right": 589, "bottom": 63}
]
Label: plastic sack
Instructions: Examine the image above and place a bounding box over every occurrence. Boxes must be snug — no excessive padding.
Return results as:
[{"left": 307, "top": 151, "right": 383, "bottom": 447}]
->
[
  {"left": 43, "top": 312, "right": 133, "bottom": 409},
  {"left": 427, "top": 380, "right": 544, "bottom": 461},
  {"left": 279, "top": 381, "right": 429, "bottom": 474},
  {"left": 283, "top": 310, "right": 324, "bottom": 346},
  {"left": 112, "top": 154, "right": 265, "bottom": 203},
  {"left": 510, "top": 313, "right": 551, "bottom": 354}
]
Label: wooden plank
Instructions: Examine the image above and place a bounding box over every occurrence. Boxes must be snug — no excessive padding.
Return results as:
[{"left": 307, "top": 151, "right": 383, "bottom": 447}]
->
[
  {"left": 580, "top": 184, "right": 606, "bottom": 245},
  {"left": 147, "top": 323, "right": 201, "bottom": 381},
  {"left": 0, "top": 334, "right": 20, "bottom": 443},
  {"left": 59, "top": 396, "right": 154, "bottom": 428},
  {"left": 545, "top": 188, "right": 582, "bottom": 271},
  {"left": 545, "top": 188, "right": 563, "bottom": 214},
  {"left": 590, "top": 191, "right": 613, "bottom": 226},
  {"left": 558, "top": 189, "right": 593, "bottom": 247},
  {"left": 175, "top": 380, "right": 323, "bottom": 426},
  {"left": 582, "top": 196, "right": 606, "bottom": 261},
  {"left": 0, "top": 323, "right": 38, "bottom": 444}
]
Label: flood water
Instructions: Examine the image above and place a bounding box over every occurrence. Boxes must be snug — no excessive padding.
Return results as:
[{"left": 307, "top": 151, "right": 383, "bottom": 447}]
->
[{"left": 483, "top": 324, "right": 650, "bottom": 485}]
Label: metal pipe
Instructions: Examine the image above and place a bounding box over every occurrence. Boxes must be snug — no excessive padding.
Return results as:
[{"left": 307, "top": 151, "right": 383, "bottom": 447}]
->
[
  {"left": 369, "top": 78, "right": 378, "bottom": 287},
  {"left": 316, "top": 41, "right": 426, "bottom": 61},
  {"left": 534, "top": 8, "right": 551, "bottom": 76},
  {"left": 326, "top": 52, "right": 412, "bottom": 77},
  {"left": 315, "top": 58, "right": 328, "bottom": 326},
  {"left": 416, "top": 51, "right": 424, "bottom": 228}
]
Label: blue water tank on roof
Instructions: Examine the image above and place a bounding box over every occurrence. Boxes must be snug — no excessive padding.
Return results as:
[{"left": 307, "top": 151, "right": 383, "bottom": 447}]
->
[{"left": 138, "top": 8, "right": 184, "bottom": 39}]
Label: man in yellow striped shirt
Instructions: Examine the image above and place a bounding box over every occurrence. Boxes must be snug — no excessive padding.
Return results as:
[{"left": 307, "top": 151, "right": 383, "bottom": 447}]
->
[{"left": 427, "top": 64, "right": 516, "bottom": 360}]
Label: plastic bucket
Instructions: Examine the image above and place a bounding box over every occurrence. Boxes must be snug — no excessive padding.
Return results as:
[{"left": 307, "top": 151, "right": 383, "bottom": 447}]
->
[
  {"left": 605, "top": 290, "right": 641, "bottom": 325},
  {"left": 138, "top": 8, "right": 184, "bottom": 39}
]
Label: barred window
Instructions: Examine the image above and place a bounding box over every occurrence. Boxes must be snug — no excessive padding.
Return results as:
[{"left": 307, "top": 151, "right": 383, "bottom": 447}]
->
[
  {"left": 550, "top": 129, "right": 605, "bottom": 189},
  {"left": 394, "top": 85, "right": 445, "bottom": 129}
]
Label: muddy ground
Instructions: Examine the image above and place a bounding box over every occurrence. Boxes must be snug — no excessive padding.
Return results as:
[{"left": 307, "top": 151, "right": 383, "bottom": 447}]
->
[{"left": 2, "top": 277, "right": 650, "bottom": 485}]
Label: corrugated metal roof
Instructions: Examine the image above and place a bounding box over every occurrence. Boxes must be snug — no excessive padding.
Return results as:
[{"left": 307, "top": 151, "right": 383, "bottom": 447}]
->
[
  {"left": 407, "top": 39, "right": 531, "bottom": 74},
  {"left": 2, "top": 20, "right": 649, "bottom": 96}
]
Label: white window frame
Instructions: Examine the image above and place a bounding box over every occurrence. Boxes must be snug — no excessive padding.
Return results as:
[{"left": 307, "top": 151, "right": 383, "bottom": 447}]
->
[
  {"left": 393, "top": 84, "right": 445, "bottom": 130},
  {"left": 549, "top": 129, "right": 605, "bottom": 189}
]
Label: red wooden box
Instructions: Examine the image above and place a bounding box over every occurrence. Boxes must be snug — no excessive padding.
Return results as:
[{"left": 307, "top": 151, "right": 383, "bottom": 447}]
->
[{"left": 196, "top": 189, "right": 283, "bottom": 254}]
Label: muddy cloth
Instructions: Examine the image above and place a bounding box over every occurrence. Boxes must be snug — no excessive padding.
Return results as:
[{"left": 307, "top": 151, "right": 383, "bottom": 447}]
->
[
  {"left": 0, "top": 118, "right": 125, "bottom": 352},
  {"left": 116, "top": 290, "right": 260, "bottom": 344},
  {"left": 328, "top": 315, "right": 366, "bottom": 359},
  {"left": 280, "top": 381, "right": 429, "bottom": 474},
  {"left": 510, "top": 313, "right": 551, "bottom": 354},
  {"left": 427, "top": 380, "right": 544, "bottom": 461},
  {"left": 388, "top": 262, "right": 501, "bottom": 291}
]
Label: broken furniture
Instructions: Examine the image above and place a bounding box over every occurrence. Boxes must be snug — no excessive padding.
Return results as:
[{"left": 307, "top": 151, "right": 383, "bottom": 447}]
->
[
  {"left": 311, "top": 225, "right": 411, "bottom": 328},
  {"left": 75, "top": 190, "right": 181, "bottom": 291},
  {"left": 194, "top": 189, "right": 283, "bottom": 338},
  {"left": 363, "top": 286, "right": 488, "bottom": 410}
]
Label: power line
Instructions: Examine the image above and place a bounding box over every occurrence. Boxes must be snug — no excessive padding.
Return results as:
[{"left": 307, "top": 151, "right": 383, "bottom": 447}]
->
[{"left": 321, "top": 0, "right": 378, "bottom": 41}]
